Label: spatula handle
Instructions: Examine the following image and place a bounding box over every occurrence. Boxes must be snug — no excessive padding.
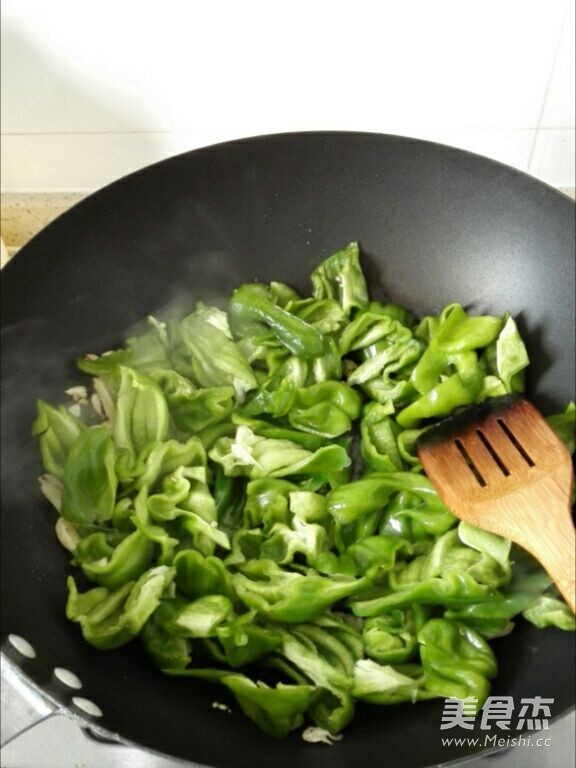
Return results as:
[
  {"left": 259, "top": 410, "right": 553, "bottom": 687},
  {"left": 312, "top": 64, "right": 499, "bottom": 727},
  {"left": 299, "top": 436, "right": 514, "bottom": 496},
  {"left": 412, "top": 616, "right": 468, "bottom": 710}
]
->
[{"left": 529, "top": 508, "right": 576, "bottom": 615}]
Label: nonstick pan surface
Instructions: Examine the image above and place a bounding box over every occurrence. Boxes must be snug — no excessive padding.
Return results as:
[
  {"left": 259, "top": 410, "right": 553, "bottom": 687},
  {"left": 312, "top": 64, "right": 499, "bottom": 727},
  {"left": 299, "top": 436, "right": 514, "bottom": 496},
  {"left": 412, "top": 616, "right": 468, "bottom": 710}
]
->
[{"left": 1, "top": 132, "right": 574, "bottom": 767}]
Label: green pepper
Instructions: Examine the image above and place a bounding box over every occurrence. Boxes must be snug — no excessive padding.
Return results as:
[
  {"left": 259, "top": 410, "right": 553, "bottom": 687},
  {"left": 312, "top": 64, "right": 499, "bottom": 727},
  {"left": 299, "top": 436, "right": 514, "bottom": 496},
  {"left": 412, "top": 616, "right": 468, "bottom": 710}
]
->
[
  {"left": 131, "top": 517, "right": 179, "bottom": 565},
  {"left": 77, "top": 319, "right": 170, "bottom": 376},
  {"left": 288, "top": 490, "right": 329, "bottom": 523},
  {"left": 66, "top": 566, "right": 174, "bottom": 649},
  {"left": 75, "top": 529, "right": 154, "bottom": 590},
  {"left": 207, "top": 611, "right": 282, "bottom": 668},
  {"left": 547, "top": 402, "right": 575, "bottom": 454},
  {"left": 380, "top": 490, "right": 456, "bottom": 541},
  {"left": 142, "top": 600, "right": 192, "bottom": 670},
  {"left": 410, "top": 304, "right": 502, "bottom": 398},
  {"left": 233, "top": 415, "right": 325, "bottom": 450},
  {"left": 397, "top": 369, "right": 484, "bottom": 427},
  {"left": 178, "top": 307, "right": 257, "bottom": 396},
  {"left": 151, "top": 368, "right": 235, "bottom": 433},
  {"left": 147, "top": 466, "right": 198, "bottom": 518},
  {"left": 347, "top": 337, "right": 420, "bottom": 387},
  {"left": 213, "top": 468, "right": 245, "bottom": 537},
  {"left": 432, "top": 305, "right": 502, "bottom": 353},
  {"left": 174, "top": 549, "right": 236, "bottom": 601},
  {"left": 522, "top": 595, "right": 576, "bottom": 630},
  {"left": 179, "top": 512, "right": 230, "bottom": 555},
  {"left": 288, "top": 382, "right": 362, "bottom": 438},
  {"left": 492, "top": 314, "right": 529, "bottom": 393},
  {"left": 260, "top": 516, "right": 328, "bottom": 565},
  {"left": 360, "top": 402, "right": 403, "bottom": 472},
  {"left": 225, "top": 528, "right": 264, "bottom": 566},
  {"left": 164, "top": 595, "right": 235, "bottom": 638},
  {"left": 351, "top": 659, "right": 428, "bottom": 704},
  {"left": 132, "top": 436, "right": 207, "bottom": 490},
  {"left": 269, "top": 281, "right": 301, "bottom": 307},
  {"left": 444, "top": 595, "right": 539, "bottom": 638},
  {"left": 233, "top": 559, "right": 371, "bottom": 623},
  {"left": 32, "top": 400, "right": 86, "bottom": 478},
  {"left": 243, "top": 478, "right": 295, "bottom": 530},
  {"left": 362, "top": 607, "right": 427, "bottom": 664},
  {"left": 352, "top": 572, "right": 496, "bottom": 616},
  {"left": 418, "top": 618, "right": 498, "bottom": 707},
  {"left": 345, "top": 534, "right": 409, "bottom": 575},
  {"left": 33, "top": 243, "right": 576, "bottom": 741},
  {"left": 166, "top": 668, "right": 315, "bottom": 738},
  {"left": 287, "top": 297, "right": 348, "bottom": 335},
  {"left": 148, "top": 465, "right": 218, "bottom": 524},
  {"left": 327, "top": 472, "right": 447, "bottom": 525},
  {"left": 278, "top": 625, "right": 356, "bottom": 733},
  {"left": 209, "top": 425, "right": 350, "bottom": 480},
  {"left": 114, "top": 367, "right": 170, "bottom": 462},
  {"left": 60, "top": 426, "right": 117, "bottom": 524},
  {"left": 224, "top": 676, "right": 315, "bottom": 737},
  {"left": 311, "top": 242, "right": 369, "bottom": 314},
  {"left": 229, "top": 284, "right": 326, "bottom": 358}
]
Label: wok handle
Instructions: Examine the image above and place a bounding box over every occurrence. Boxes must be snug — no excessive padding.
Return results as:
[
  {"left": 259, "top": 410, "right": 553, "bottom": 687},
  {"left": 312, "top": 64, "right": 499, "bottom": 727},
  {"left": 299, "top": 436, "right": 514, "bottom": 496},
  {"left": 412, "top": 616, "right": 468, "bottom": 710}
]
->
[
  {"left": 1, "top": 711, "right": 63, "bottom": 751},
  {"left": 0, "top": 654, "right": 62, "bottom": 750}
]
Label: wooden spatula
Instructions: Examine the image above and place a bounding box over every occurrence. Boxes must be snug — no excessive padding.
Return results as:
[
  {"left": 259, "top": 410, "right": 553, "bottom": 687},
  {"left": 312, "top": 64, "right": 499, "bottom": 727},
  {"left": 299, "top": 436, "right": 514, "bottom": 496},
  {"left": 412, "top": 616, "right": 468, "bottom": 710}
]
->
[{"left": 417, "top": 395, "right": 575, "bottom": 613}]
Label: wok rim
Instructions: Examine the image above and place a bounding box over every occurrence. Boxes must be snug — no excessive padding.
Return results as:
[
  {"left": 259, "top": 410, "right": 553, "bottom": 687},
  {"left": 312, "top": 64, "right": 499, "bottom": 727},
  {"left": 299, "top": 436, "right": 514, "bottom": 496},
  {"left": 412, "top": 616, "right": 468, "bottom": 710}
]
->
[
  {"left": 3, "top": 652, "right": 574, "bottom": 767},
  {"left": 1, "top": 129, "right": 573, "bottom": 273}
]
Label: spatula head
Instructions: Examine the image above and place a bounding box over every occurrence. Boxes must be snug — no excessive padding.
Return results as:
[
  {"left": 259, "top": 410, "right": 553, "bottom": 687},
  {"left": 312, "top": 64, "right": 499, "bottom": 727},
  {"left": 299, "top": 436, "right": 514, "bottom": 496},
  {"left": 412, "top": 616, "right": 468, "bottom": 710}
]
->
[{"left": 416, "top": 395, "right": 573, "bottom": 533}]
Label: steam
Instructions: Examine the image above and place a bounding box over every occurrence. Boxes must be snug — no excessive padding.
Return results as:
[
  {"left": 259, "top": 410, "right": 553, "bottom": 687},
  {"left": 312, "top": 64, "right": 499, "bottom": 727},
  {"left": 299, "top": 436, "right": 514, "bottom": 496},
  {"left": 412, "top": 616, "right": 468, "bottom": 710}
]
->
[{"left": 1, "top": 243, "right": 270, "bottom": 522}]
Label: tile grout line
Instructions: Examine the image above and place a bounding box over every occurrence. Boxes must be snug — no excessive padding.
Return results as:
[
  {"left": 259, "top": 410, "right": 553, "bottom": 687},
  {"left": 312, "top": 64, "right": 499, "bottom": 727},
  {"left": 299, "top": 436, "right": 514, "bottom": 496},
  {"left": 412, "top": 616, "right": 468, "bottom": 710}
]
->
[
  {"left": 527, "top": 0, "right": 572, "bottom": 171},
  {"left": 2, "top": 127, "right": 575, "bottom": 138}
]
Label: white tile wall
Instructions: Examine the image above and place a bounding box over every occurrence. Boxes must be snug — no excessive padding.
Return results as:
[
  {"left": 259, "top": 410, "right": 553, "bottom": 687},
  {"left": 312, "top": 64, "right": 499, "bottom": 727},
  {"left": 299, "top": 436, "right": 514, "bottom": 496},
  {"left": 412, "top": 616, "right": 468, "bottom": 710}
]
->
[
  {"left": 540, "top": 0, "right": 575, "bottom": 127},
  {"left": 1, "top": 0, "right": 574, "bottom": 191},
  {"left": 530, "top": 128, "right": 576, "bottom": 186}
]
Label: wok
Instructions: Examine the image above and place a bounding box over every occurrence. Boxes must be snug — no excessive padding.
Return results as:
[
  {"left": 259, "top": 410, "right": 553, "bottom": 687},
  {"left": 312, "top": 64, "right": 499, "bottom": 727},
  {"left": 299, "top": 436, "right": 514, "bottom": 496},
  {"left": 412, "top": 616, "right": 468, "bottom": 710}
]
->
[{"left": 1, "top": 132, "right": 574, "bottom": 767}]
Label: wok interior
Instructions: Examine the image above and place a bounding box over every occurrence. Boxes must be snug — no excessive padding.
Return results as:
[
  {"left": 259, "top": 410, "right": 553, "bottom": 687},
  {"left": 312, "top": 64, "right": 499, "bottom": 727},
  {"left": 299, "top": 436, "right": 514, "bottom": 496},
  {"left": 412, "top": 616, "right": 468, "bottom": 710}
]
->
[{"left": 1, "top": 133, "right": 574, "bottom": 768}]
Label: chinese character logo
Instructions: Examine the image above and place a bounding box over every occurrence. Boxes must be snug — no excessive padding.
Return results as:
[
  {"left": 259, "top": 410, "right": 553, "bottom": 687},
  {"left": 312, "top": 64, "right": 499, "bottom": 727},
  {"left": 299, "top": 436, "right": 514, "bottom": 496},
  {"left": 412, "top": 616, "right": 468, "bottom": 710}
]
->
[
  {"left": 440, "top": 696, "right": 554, "bottom": 731},
  {"left": 480, "top": 696, "right": 514, "bottom": 730},
  {"left": 440, "top": 698, "right": 478, "bottom": 730},
  {"left": 516, "top": 697, "right": 553, "bottom": 731}
]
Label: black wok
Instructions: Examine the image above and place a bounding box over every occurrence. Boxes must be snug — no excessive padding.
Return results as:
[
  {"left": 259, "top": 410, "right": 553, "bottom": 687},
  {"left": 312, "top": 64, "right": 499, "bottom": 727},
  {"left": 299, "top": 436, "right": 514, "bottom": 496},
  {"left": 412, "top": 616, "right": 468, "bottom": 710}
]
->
[{"left": 1, "top": 132, "right": 574, "bottom": 767}]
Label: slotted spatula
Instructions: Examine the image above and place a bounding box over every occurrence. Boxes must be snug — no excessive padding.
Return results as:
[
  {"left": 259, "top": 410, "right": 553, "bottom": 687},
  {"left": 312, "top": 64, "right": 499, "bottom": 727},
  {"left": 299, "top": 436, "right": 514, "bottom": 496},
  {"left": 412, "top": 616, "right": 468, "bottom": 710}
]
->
[{"left": 417, "top": 394, "right": 575, "bottom": 613}]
